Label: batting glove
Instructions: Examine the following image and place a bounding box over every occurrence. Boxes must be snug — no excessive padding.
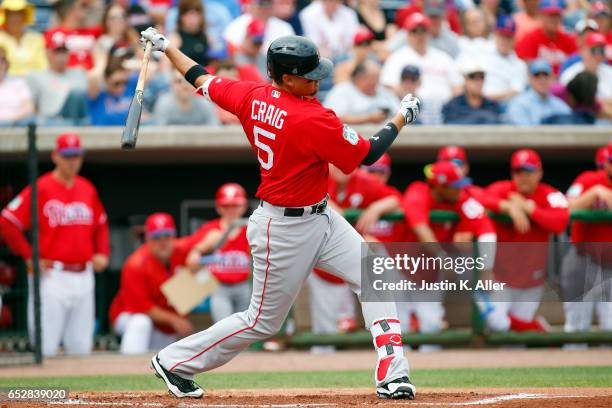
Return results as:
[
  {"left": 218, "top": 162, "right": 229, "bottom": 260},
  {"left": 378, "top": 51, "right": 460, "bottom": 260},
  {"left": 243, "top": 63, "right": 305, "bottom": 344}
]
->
[
  {"left": 140, "top": 27, "right": 170, "bottom": 53},
  {"left": 398, "top": 94, "right": 421, "bottom": 125}
]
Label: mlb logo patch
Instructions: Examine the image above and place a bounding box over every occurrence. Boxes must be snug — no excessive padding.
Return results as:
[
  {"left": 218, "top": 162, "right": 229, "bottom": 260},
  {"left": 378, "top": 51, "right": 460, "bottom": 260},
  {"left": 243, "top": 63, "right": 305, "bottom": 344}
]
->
[{"left": 272, "top": 90, "right": 280, "bottom": 98}]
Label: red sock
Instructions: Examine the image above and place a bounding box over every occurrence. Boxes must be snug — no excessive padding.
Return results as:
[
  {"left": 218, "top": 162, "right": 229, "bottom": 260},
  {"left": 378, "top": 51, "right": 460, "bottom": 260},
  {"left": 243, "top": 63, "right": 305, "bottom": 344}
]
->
[{"left": 508, "top": 314, "right": 546, "bottom": 332}]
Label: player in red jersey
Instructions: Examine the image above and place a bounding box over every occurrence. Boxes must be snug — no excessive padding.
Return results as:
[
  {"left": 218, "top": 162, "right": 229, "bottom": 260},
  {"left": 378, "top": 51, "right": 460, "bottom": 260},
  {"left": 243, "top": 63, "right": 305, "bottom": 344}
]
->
[
  {"left": 400, "top": 161, "right": 496, "bottom": 345},
  {"left": 0, "top": 133, "right": 109, "bottom": 356},
  {"left": 141, "top": 28, "right": 421, "bottom": 399},
  {"left": 562, "top": 143, "right": 612, "bottom": 338},
  {"left": 110, "top": 213, "right": 196, "bottom": 354},
  {"left": 186, "top": 183, "right": 251, "bottom": 323},
  {"left": 484, "top": 149, "right": 569, "bottom": 332}
]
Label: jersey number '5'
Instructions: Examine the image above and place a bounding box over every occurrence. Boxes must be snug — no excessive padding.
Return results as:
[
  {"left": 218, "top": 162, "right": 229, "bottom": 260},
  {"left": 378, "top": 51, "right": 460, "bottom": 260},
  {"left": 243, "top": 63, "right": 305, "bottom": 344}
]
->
[{"left": 254, "top": 126, "right": 276, "bottom": 170}]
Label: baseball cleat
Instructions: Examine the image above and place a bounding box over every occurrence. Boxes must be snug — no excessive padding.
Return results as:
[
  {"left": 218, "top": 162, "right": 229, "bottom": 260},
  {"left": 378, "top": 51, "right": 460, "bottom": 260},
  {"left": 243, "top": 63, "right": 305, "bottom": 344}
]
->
[
  {"left": 150, "top": 355, "right": 204, "bottom": 398},
  {"left": 376, "top": 376, "right": 416, "bottom": 400}
]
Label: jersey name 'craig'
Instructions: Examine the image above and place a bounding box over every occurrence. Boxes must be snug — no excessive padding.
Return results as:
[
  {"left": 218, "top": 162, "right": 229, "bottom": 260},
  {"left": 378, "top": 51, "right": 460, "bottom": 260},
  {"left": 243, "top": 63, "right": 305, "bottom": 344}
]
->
[{"left": 251, "top": 100, "right": 287, "bottom": 130}]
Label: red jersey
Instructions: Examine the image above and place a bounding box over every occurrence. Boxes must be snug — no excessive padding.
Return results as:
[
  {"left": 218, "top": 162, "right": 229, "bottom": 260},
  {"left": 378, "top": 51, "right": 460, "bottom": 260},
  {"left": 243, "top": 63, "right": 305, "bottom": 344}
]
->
[
  {"left": 192, "top": 219, "right": 251, "bottom": 285},
  {"left": 0, "top": 172, "right": 109, "bottom": 264},
  {"left": 567, "top": 169, "right": 612, "bottom": 243},
  {"left": 44, "top": 27, "right": 102, "bottom": 70},
  {"left": 109, "top": 237, "right": 194, "bottom": 334},
  {"left": 515, "top": 27, "right": 577, "bottom": 74},
  {"left": 486, "top": 180, "right": 569, "bottom": 288},
  {"left": 401, "top": 181, "right": 495, "bottom": 243},
  {"left": 199, "top": 77, "right": 370, "bottom": 207}
]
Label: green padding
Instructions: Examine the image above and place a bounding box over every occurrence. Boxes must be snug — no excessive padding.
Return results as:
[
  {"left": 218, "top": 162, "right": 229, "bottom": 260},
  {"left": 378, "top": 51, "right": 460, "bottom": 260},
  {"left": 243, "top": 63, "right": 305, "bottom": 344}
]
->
[
  {"left": 287, "top": 329, "right": 472, "bottom": 348},
  {"left": 485, "top": 330, "right": 612, "bottom": 345},
  {"left": 342, "top": 209, "right": 612, "bottom": 224}
]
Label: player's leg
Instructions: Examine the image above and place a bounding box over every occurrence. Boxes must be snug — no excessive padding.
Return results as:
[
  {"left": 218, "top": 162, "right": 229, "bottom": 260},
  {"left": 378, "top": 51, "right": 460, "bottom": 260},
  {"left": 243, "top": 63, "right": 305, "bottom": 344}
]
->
[
  {"left": 154, "top": 208, "right": 329, "bottom": 396},
  {"left": 561, "top": 246, "right": 593, "bottom": 346},
  {"left": 508, "top": 286, "right": 544, "bottom": 321},
  {"left": 28, "top": 271, "right": 67, "bottom": 356},
  {"left": 413, "top": 301, "right": 444, "bottom": 351},
  {"left": 315, "top": 208, "right": 413, "bottom": 399},
  {"left": 231, "top": 280, "right": 252, "bottom": 315},
  {"left": 115, "top": 313, "right": 154, "bottom": 354},
  {"left": 210, "top": 284, "right": 234, "bottom": 323},
  {"left": 61, "top": 268, "right": 95, "bottom": 355}
]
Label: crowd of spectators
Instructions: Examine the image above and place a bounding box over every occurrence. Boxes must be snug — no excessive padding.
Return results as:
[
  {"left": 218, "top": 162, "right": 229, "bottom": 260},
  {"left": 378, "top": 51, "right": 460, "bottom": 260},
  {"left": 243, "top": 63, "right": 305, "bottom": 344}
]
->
[{"left": 0, "top": 0, "right": 611, "bottom": 127}]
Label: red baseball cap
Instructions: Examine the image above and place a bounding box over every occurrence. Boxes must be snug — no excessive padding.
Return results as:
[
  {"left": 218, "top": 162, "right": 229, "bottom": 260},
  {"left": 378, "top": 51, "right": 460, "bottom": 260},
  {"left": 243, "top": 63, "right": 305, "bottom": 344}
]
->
[
  {"left": 404, "top": 12, "right": 431, "bottom": 31},
  {"left": 584, "top": 32, "right": 606, "bottom": 48},
  {"left": 511, "top": 149, "right": 542, "bottom": 171},
  {"left": 145, "top": 213, "right": 176, "bottom": 239},
  {"left": 246, "top": 18, "right": 265, "bottom": 43},
  {"left": 590, "top": 1, "right": 610, "bottom": 17},
  {"left": 365, "top": 152, "right": 391, "bottom": 173},
  {"left": 55, "top": 133, "right": 84, "bottom": 156},
  {"left": 354, "top": 28, "right": 374, "bottom": 46},
  {"left": 216, "top": 183, "right": 247, "bottom": 206},
  {"left": 425, "top": 161, "right": 472, "bottom": 188},
  {"left": 595, "top": 146, "right": 609, "bottom": 169},
  {"left": 437, "top": 145, "right": 467, "bottom": 165}
]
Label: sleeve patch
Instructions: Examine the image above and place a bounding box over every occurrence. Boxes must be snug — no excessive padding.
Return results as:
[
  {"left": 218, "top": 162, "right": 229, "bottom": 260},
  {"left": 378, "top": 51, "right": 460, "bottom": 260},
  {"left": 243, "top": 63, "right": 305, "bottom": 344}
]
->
[
  {"left": 7, "top": 195, "right": 22, "bottom": 211},
  {"left": 547, "top": 191, "right": 569, "bottom": 208},
  {"left": 566, "top": 184, "right": 583, "bottom": 198},
  {"left": 462, "top": 197, "right": 485, "bottom": 220},
  {"left": 342, "top": 125, "right": 359, "bottom": 146}
]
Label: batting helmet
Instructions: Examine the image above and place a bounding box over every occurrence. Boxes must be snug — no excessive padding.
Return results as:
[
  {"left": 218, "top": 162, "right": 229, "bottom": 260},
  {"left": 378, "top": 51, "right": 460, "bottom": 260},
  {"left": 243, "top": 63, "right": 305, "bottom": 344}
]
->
[
  {"left": 216, "top": 183, "right": 247, "bottom": 206},
  {"left": 267, "top": 35, "right": 333, "bottom": 82}
]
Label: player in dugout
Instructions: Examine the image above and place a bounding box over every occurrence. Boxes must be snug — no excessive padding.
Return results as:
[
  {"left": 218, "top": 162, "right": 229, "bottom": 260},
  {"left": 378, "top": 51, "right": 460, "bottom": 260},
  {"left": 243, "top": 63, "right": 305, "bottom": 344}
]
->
[{"left": 109, "top": 213, "right": 196, "bottom": 355}]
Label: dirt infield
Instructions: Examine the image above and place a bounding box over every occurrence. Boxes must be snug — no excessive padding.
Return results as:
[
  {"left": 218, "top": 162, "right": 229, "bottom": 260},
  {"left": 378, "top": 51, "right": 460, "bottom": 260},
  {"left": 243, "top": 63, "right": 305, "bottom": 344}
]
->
[{"left": 9, "top": 388, "right": 612, "bottom": 407}]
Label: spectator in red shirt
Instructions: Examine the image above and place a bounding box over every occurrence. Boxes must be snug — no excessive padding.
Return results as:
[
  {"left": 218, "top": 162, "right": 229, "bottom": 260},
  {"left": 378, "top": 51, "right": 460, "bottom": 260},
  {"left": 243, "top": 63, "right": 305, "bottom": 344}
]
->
[
  {"left": 515, "top": 0, "right": 577, "bottom": 75},
  {"left": 485, "top": 149, "right": 569, "bottom": 332},
  {"left": 44, "top": 0, "right": 102, "bottom": 71},
  {"left": 110, "top": 213, "right": 196, "bottom": 355},
  {"left": 562, "top": 143, "right": 612, "bottom": 338},
  {"left": 400, "top": 161, "right": 496, "bottom": 345},
  {"left": 186, "top": 183, "right": 251, "bottom": 323}
]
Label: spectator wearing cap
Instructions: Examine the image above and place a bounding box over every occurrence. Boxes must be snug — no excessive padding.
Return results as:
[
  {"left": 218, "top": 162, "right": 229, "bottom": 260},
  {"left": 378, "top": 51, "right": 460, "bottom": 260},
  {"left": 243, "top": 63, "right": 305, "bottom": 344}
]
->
[
  {"left": 154, "top": 69, "right": 219, "bottom": 126},
  {"left": 560, "top": 32, "right": 612, "bottom": 113},
  {"left": 481, "top": 15, "right": 528, "bottom": 103},
  {"left": 169, "top": 0, "right": 210, "bottom": 67},
  {"left": 232, "top": 18, "right": 268, "bottom": 80},
  {"left": 559, "top": 18, "right": 600, "bottom": 75},
  {"left": 395, "top": 65, "right": 422, "bottom": 124},
  {"left": 186, "top": 183, "right": 251, "bottom": 323},
  {"left": 457, "top": 8, "right": 494, "bottom": 61},
  {"left": 26, "top": 34, "right": 88, "bottom": 125},
  {"left": 442, "top": 61, "right": 502, "bottom": 124},
  {"left": 355, "top": 0, "right": 394, "bottom": 42},
  {"left": 333, "top": 28, "right": 376, "bottom": 84},
  {"left": 504, "top": 59, "right": 571, "bottom": 125},
  {"left": 109, "top": 213, "right": 196, "bottom": 354},
  {"left": 224, "top": 0, "right": 294, "bottom": 58},
  {"left": 325, "top": 60, "right": 399, "bottom": 125},
  {"left": 381, "top": 12, "right": 463, "bottom": 125},
  {"left": 589, "top": 1, "right": 611, "bottom": 62},
  {"left": 0, "top": 0, "right": 47, "bottom": 76},
  {"left": 0, "top": 46, "right": 34, "bottom": 126},
  {"left": 0, "top": 133, "right": 110, "bottom": 356},
  {"left": 44, "top": 0, "right": 102, "bottom": 71},
  {"left": 515, "top": 0, "right": 577, "bottom": 75},
  {"left": 299, "top": 0, "right": 359, "bottom": 61},
  {"left": 514, "top": 0, "right": 540, "bottom": 42}
]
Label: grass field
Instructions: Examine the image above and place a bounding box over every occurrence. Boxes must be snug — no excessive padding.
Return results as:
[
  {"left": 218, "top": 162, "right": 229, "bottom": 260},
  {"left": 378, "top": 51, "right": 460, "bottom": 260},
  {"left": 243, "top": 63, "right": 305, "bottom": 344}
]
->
[{"left": 2, "top": 366, "right": 611, "bottom": 391}]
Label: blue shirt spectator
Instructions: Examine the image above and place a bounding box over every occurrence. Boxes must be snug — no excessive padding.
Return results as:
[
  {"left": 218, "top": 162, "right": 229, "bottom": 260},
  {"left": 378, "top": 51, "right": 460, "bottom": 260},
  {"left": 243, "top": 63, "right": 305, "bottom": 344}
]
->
[
  {"left": 505, "top": 59, "right": 571, "bottom": 125},
  {"left": 87, "top": 64, "right": 137, "bottom": 126}
]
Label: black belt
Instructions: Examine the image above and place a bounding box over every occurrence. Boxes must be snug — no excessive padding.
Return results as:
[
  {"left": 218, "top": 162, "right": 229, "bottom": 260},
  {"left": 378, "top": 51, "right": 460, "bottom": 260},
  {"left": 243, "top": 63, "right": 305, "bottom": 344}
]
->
[{"left": 260, "top": 197, "right": 328, "bottom": 217}]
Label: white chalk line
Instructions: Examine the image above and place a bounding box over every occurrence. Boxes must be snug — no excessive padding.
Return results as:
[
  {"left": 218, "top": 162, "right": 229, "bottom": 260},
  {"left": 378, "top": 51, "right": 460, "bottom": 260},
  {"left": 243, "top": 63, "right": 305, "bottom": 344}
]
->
[{"left": 407, "top": 393, "right": 588, "bottom": 406}]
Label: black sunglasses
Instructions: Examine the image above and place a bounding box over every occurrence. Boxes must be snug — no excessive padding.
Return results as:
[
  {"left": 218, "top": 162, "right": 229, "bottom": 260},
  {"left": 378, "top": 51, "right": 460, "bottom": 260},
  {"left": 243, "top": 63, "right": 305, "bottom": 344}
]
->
[
  {"left": 467, "top": 72, "right": 485, "bottom": 80},
  {"left": 410, "top": 27, "right": 428, "bottom": 34},
  {"left": 110, "top": 79, "right": 128, "bottom": 87},
  {"left": 533, "top": 71, "right": 550, "bottom": 78},
  {"left": 591, "top": 46, "right": 605, "bottom": 56}
]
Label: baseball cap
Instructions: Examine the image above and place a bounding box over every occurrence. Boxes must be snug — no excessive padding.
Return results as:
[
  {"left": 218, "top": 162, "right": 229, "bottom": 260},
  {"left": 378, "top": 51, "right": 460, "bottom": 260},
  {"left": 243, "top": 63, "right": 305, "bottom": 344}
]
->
[
  {"left": 404, "top": 12, "right": 431, "bottom": 31},
  {"left": 574, "top": 19, "right": 599, "bottom": 35},
  {"left": 584, "top": 31, "right": 607, "bottom": 48},
  {"left": 145, "top": 213, "right": 176, "bottom": 239},
  {"left": 424, "top": 0, "right": 445, "bottom": 17},
  {"left": 511, "top": 149, "right": 542, "bottom": 172},
  {"left": 595, "top": 145, "right": 609, "bottom": 169},
  {"left": 0, "top": 0, "right": 34, "bottom": 26},
  {"left": 459, "top": 59, "right": 485, "bottom": 76},
  {"left": 366, "top": 153, "right": 391, "bottom": 174},
  {"left": 495, "top": 15, "right": 516, "bottom": 36},
  {"left": 354, "top": 27, "right": 374, "bottom": 46},
  {"left": 590, "top": 1, "right": 610, "bottom": 17},
  {"left": 55, "top": 133, "right": 84, "bottom": 157},
  {"left": 425, "top": 161, "right": 472, "bottom": 188},
  {"left": 401, "top": 65, "right": 421, "bottom": 81},
  {"left": 529, "top": 59, "right": 552, "bottom": 75},
  {"left": 45, "top": 32, "right": 68, "bottom": 51},
  {"left": 538, "top": 0, "right": 565, "bottom": 15},
  {"left": 247, "top": 18, "right": 265, "bottom": 43},
  {"left": 216, "top": 183, "right": 247, "bottom": 206},
  {"left": 437, "top": 145, "right": 467, "bottom": 165}
]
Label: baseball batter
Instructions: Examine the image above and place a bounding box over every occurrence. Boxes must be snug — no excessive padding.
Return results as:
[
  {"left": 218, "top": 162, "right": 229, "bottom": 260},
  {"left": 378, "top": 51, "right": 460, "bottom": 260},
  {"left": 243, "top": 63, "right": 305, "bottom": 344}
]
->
[
  {"left": 141, "top": 27, "right": 420, "bottom": 399},
  {"left": 0, "top": 133, "right": 109, "bottom": 356},
  {"left": 186, "top": 183, "right": 252, "bottom": 323}
]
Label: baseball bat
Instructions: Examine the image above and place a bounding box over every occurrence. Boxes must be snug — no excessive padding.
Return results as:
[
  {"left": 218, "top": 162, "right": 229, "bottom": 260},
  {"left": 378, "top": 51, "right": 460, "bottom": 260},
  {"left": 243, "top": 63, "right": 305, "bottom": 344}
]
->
[{"left": 121, "top": 41, "right": 153, "bottom": 150}]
